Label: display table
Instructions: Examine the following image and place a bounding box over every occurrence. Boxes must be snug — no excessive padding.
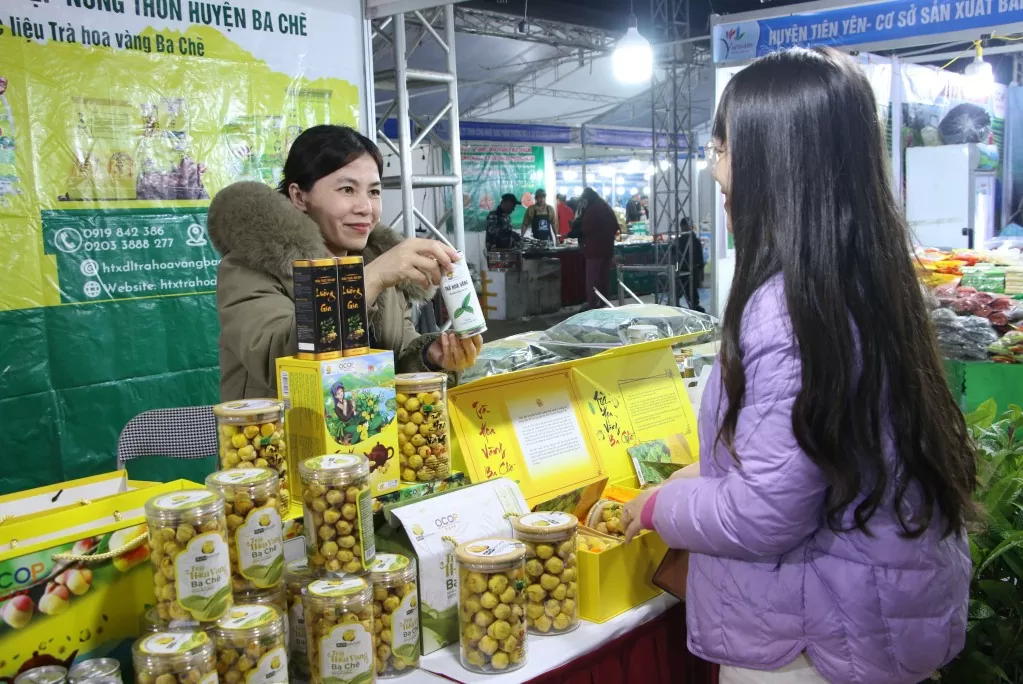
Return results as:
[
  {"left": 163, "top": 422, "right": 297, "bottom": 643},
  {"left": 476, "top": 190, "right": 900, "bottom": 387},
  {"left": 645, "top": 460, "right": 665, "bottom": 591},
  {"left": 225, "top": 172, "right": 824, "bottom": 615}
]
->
[
  {"left": 611, "top": 243, "right": 656, "bottom": 298},
  {"left": 390, "top": 594, "right": 717, "bottom": 684}
]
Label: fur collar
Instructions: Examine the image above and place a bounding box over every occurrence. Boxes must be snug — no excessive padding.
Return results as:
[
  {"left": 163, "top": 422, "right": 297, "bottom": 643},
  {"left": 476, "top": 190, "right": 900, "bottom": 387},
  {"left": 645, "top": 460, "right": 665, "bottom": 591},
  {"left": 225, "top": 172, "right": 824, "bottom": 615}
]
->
[{"left": 207, "top": 181, "right": 431, "bottom": 302}]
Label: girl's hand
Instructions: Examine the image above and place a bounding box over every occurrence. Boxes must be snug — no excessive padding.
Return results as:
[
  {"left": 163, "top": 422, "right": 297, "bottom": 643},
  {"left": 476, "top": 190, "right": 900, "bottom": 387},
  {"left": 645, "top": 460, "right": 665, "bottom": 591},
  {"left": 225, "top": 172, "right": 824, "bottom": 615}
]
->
[
  {"left": 427, "top": 332, "right": 482, "bottom": 372},
  {"left": 623, "top": 488, "right": 658, "bottom": 544},
  {"left": 365, "top": 238, "right": 459, "bottom": 305}
]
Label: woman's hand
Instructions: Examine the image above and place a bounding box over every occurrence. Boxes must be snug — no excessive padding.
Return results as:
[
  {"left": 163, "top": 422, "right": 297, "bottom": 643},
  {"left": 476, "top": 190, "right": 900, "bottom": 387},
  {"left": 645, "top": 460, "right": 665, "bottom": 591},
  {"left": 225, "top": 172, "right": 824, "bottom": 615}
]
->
[
  {"left": 622, "top": 464, "right": 700, "bottom": 543},
  {"left": 364, "top": 238, "right": 459, "bottom": 306},
  {"left": 623, "top": 487, "right": 658, "bottom": 544},
  {"left": 427, "top": 332, "right": 482, "bottom": 372}
]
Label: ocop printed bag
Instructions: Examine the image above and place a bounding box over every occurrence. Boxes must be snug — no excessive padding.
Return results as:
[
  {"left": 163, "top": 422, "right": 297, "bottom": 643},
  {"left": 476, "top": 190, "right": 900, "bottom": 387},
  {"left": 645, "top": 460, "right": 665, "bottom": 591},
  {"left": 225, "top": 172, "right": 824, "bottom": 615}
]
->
[{"left": 0, "top": 478, "right": 200, "bottom": 681}]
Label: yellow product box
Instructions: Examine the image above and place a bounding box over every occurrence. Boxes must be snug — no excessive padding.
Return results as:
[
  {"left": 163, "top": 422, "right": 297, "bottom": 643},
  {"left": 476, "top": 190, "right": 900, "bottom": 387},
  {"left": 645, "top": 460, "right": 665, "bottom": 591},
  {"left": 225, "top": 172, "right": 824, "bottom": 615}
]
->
[
  {"left": 277, "top": 351, "right": 400, "bottom": 498},
  {"left": 448, "top": 338, "right": 696, "bottom": 620},
  {"left": 573, "top": 484, "right": 668, "bottom": 623},
  {"left": 0, "top": 478, "right": 202, "bottom": 680}
]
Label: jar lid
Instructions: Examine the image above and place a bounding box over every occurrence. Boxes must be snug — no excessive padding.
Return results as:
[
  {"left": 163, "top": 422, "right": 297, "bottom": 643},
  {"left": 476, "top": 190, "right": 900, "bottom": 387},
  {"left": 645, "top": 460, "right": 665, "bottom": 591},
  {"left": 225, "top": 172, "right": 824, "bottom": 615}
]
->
[
  {"left": 134, "top": 630, "right": 211, "bottom": 657},
  {"left": 236, "top": 584, "right": 286, "bottom": 607},
  {"left": 213, "top": 399, "right": 284, "bottom": 421},
  {"left": 454, "top": 539, "right": 526, "bottom": 567},
  {"left": 206, "top": 467, "right": 277, "bottom": 488},
  {"left": 214, "top": 604, "right": 282, "bottom": 638},
  {"left": 68, "top": 658, "right": 119, "bottom": 683},
  {"left": 294, "top": 258, "right": 336, "bottom": 267},
  {"left": 337, "top": 255, "right": 364, "bottom": 265},
  {"left": 306, "top": 577, "right": 367, "bottom": 598},
  {"left": 511, "top": 511, "right": 578, "bottom": 537},
  {"left": 299, "top": 454, "right": 369, "bottom": 481},
  {"left": 284, "top": 558, "right": 319, "bottom": 583},
  {"left": 14, "top": 667, "right": 68, "bottom": 684},
  {"left": 139, "top": 607, "right": 200, "bottom": 634},
  {"left": 145, "top": 489, "right": 223, "bottom": 518},
  {"left": 369, "top": 553, "right": 417, "bottom": 584},
  {"left": 394, "top": 372, "right": 448, "bottom": 388}
]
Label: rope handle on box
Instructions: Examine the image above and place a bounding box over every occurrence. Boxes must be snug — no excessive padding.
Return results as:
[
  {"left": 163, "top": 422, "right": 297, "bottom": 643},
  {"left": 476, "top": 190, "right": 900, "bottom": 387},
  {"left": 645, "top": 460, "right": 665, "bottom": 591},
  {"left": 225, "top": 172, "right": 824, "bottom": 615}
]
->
[{"left": 51, "top": 510, "right": 148, "bottom": 563}]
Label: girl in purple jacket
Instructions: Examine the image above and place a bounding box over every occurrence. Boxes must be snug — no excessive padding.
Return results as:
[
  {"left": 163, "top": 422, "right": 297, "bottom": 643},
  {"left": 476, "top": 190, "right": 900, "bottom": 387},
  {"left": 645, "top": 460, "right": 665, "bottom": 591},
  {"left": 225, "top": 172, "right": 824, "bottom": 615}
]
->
[{"left": 623, "top": 48, "right": 976, "bottom": 684}]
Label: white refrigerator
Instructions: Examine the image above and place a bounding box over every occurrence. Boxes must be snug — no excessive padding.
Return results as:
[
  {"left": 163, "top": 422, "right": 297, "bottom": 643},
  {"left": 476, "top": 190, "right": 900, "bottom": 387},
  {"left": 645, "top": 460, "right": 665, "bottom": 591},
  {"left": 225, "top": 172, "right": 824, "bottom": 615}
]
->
[{"left": 905, "top": 143, "right": 997, "bottom": 249}]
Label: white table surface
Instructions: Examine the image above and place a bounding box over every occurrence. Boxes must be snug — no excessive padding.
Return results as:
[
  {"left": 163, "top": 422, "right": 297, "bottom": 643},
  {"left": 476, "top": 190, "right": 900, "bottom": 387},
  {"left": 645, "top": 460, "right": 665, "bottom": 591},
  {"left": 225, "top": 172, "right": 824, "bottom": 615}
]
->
[{"left": 397, "top": 594, "right": 680, "bottom": 683}]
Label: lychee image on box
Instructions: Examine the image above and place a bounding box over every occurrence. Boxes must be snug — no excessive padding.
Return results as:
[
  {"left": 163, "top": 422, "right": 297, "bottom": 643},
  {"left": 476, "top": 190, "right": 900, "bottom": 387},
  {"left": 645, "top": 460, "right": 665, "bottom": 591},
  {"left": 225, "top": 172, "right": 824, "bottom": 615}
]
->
[
  {"left": 0, "top": 524, "right": 153, "bottom": 679},
  {"left": 278, "top": 350, "right": 400, "bottom": 497}
]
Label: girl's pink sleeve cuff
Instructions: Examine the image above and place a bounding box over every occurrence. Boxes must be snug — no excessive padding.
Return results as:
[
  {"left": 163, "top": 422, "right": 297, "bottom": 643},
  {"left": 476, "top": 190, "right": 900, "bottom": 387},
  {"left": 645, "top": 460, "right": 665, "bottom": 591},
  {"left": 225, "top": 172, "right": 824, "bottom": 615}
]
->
[{"left": 641, "top": 490, "right": 660, "bottom": 530}]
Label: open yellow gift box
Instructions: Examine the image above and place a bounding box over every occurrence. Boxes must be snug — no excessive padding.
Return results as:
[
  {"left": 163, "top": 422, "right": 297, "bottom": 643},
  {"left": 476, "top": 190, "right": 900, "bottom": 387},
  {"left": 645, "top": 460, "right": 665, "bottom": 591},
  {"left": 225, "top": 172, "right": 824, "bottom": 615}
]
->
[{"left": 447, "top": 336, "right": 700, "bottom": 623}]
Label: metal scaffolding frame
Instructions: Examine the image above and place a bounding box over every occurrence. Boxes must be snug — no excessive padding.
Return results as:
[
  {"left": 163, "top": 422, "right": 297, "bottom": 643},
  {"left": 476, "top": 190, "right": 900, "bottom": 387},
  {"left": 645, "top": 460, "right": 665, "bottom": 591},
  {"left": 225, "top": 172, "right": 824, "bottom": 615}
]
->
[
  {"left": 371, "top": 6, "right": 465, "bottom": 252},
  {"left": 618, "top": 0, "right": 696, "bottom": 308}
]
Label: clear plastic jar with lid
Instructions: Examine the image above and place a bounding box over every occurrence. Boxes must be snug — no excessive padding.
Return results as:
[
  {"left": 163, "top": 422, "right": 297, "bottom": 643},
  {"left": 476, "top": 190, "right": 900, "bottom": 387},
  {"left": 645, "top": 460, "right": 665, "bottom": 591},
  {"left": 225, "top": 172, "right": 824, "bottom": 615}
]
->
[
  {"left": 512, "top": 512, "right": 580, "bottom": 634},
  {"left": 144, "top": 489, "right": 232, "bottom": 623},
  {"left": 302, "top": 577, "right": 375, "bottom": 684},
  {"left": 212, "top": 604, "right": 288, "bottom": 683},
  {"left": 68, "top": 659, "right": 121, "bottom": 684},
  {"left": 283, "top": 559, "right": 320, "bottom": 677},
  {"left": 205, "top": 468, "right": 285, "bottom": 593},
  {"left": 132, "top": 631, "right": 217, "bottom": 684},
  {"left": 237, "top": 584, "right": 290, "bottom": 653},
  {"left": 298, "top": 455, "right": 375, "bottom": 575},
  {"left": 394, "top": 373, "right": 450, "bottom": 483},
  {"left": 138, "top": 606, "right": 208, "bottom": 636},
  {"left": 213, "top": 399, "right": 288, "bottom": 513},
  {"left": 455, "top": 539, "right": 528, "bottom": 674},
  {"left": 369, "top": 553, "right": 420, "bottom": 677}
]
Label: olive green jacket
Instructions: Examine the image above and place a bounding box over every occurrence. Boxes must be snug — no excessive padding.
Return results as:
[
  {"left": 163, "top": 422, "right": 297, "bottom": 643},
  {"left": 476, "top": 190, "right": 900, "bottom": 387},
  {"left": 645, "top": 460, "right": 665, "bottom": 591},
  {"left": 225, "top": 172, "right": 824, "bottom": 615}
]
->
[{"left": 208, "top": 181, "right": 440, "bottom": 401}]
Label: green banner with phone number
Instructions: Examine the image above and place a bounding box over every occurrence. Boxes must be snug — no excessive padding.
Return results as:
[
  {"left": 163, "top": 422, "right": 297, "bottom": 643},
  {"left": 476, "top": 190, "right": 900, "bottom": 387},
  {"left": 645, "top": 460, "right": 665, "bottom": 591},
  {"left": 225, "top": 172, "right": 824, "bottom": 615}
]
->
[{"left": 0, "top": 0, "right": 365, "bottom": 495}]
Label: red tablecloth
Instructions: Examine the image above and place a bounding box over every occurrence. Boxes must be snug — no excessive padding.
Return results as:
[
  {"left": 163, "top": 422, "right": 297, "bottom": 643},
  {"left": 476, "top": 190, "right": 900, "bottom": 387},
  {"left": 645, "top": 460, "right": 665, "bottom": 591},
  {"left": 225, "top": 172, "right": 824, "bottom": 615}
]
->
[{"left": 526, "top": 603, "right": 718, "bottom": 684}]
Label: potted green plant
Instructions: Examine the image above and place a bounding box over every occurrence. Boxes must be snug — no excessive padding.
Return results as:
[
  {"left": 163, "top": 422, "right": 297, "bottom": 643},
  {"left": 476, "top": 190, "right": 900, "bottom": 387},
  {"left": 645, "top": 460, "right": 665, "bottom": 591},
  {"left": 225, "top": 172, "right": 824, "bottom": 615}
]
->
[{"left": 940, "top": 400, "right": 1023, "bottom": 683}]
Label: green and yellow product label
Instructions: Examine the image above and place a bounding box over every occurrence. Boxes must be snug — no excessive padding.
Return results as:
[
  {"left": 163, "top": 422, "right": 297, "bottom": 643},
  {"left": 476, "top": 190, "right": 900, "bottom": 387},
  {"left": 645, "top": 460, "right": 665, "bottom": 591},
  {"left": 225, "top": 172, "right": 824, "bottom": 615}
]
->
[
  {"left": 247, "top": 646, "right": 288, "bottom": 684},
  {"left": 305, "top": 454, "right": 362, "bottom": 471},
  {"left": 392, "top": 590, "right": 420, "bottom": 666},
  {"left": 139, "top": 630, "right": 210, "bottom": 655},
  {"left": 211, "top": 468, "right": 274, "bottom": 486},
  {"left": 307, "top": 577, "right": 367, "bottom": 598},
  {"left": 370, "top": 553, "right": 409, "bottom": 573},
  {"left": 237, "top": 505, "right": 284, "bottom": 587},
  {"left": 219, "top": 604, "right": 276, "bottom": 630},
  {"left": 175, "top": 532, "right": 232, "bottom": 621},
  {"left": 152, "top": 490, "right": 217, "bottom": 510},
  {"left": 319, "top": 623, "right": 373, "bottom": 684},
  {"left": 356, "top": 487, "right": 375, "bottom": 568}
]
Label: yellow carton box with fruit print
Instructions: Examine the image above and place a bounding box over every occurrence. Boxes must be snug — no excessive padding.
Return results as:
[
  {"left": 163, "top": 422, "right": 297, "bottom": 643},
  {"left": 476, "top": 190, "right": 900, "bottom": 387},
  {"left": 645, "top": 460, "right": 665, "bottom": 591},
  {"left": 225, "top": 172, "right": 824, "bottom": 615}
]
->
[
  {"left": 0, "top": 478, "right": 203, "bottom": 680},
  {"left": 277, "top": 351, "right": 400, "bottom": 498}
]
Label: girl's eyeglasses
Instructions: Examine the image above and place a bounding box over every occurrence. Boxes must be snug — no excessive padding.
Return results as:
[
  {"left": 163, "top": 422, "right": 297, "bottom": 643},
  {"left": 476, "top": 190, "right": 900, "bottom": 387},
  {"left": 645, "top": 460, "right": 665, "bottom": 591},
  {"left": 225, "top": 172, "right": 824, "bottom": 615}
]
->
[{"left": 705, "top": 142, "right": 726, "bottom": 170}]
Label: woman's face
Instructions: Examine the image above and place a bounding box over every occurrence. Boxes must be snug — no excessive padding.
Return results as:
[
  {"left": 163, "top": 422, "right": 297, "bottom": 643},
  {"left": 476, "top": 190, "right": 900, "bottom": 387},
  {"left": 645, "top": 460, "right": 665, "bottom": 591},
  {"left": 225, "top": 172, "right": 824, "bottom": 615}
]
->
[
  {"left": 709, "top": 137, "right": 732, "bottom": 233},
  {"left": 288, "top": 153, "right": 382, "bottom": 253}
]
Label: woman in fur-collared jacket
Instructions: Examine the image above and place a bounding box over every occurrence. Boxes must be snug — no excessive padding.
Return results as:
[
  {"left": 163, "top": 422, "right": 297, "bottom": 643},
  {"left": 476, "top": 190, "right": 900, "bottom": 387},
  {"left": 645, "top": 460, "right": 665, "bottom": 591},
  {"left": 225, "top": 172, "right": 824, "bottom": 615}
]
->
[{"left": 208, "top": 125, "right": 481, "bottom": 401}]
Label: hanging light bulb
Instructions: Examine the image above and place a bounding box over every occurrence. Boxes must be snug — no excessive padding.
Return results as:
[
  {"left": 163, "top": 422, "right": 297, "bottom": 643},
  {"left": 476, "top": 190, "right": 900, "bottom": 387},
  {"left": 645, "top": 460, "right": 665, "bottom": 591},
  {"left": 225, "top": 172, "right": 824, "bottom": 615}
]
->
[
  {"left": 625, "top": 157, "right": 642, "bottom": 174},
  {"left": 562, "top": 168, "right": 579, "bottom": 182},
  {"left": 964, "top": 40, "right": 995, "bottom": 99},
  {"left": 612, "top": 11, "right": 653, "bottom": 85}
]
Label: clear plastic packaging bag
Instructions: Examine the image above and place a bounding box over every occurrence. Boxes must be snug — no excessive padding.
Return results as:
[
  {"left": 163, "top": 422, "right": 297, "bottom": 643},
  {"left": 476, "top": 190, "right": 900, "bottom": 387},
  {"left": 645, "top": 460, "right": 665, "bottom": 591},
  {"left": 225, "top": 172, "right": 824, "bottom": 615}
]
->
[
  {"left": 931, "top": 308, "right": 999, "bottom": 360},
  {"left": 539, "top": 305, "right": 718, "bottom": 360},
  {"left": 461, "top": 332, "right": 557, "bottom": 385}
]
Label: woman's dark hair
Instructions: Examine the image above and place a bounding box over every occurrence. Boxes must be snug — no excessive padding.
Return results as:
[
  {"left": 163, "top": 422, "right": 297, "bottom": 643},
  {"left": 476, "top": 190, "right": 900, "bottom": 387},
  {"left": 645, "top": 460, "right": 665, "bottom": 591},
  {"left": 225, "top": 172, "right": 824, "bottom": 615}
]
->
[
  {"left": 713, "top": 47, "right": 976, "bottom": 538},
  {"left": 580, "top": 187, "right": 603, "bottom": 206},
  {"left": 278, "top": 125, "right": 383, "bottom": 196}
]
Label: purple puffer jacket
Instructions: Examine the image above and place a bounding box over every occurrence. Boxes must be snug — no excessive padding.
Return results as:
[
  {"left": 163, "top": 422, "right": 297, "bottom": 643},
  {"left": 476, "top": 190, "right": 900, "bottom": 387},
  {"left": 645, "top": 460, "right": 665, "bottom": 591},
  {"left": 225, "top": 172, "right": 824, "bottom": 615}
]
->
[{"left": 652, "top": 276, "right": 970, "bottom": 684}]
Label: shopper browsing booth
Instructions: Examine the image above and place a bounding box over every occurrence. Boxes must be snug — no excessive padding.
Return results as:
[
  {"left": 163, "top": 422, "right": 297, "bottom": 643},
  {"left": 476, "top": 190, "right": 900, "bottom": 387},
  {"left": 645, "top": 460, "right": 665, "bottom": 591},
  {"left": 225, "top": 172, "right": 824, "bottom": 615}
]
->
[
  {"left": 622, "top": 48, "right": 974, "bottom": 684},
  {"left": 208, "top": 125, "right": 481, "bottom": 401}
]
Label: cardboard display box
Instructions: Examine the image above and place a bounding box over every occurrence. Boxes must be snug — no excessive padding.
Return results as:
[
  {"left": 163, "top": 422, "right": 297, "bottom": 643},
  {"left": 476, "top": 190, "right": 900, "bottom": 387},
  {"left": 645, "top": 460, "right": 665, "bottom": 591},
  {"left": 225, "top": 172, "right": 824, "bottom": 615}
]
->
[{"left": 277, "top": 351, "right": 400, "bottom": 498}]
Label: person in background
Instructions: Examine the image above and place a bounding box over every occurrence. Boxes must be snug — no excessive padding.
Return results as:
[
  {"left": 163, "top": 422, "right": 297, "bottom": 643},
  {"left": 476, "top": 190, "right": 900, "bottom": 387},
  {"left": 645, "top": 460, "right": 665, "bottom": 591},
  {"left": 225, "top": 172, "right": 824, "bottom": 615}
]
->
[
  {"left": 485, "top": 192, "right": 521, "bottom": 250},
  {"left": 520, "top": 188, "right": 557, "bottom": 243},
  {"left": 639, "top": 194, "right": 649, "bottom": 220},
  {"left": 621, "top": 48, "right": 973, "bottom": 684},
  {"left": 677, "top": 216, "right": 705, "bottom": 312},
  {"left": 209, "top": 125, "right": 481, "bottom": 401},
  {"left": 625, "top": 192, "right": 644, "bottom": 223},
  {"left": 556, "top": 193, "right": 575, "bottom": 242},
  {"left": 577, "top": 187, "right": 618, "bottom": 309}
]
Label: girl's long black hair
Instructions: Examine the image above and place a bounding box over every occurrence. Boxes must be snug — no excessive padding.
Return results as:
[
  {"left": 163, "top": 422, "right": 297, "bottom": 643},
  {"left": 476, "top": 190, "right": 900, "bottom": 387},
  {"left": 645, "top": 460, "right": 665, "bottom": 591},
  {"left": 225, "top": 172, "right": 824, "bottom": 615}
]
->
[{"left": 715, "top": 47, "right": 976, "bottom": 537}]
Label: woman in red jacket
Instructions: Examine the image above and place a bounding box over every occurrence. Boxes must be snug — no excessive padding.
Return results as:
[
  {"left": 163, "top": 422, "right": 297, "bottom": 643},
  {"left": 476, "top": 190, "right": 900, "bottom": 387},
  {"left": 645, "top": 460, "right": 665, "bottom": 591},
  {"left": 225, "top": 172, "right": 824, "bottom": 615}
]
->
[{"left": 576, "top": 187, "right": 618, "bottom": 308}]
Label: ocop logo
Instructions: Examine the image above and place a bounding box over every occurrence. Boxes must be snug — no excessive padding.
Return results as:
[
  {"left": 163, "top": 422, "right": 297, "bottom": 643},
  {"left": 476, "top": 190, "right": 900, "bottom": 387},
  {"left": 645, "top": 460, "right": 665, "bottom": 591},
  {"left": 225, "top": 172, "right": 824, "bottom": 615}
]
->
[{"left": 435, "top": 514, "right": 459, "bottom": 527}]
